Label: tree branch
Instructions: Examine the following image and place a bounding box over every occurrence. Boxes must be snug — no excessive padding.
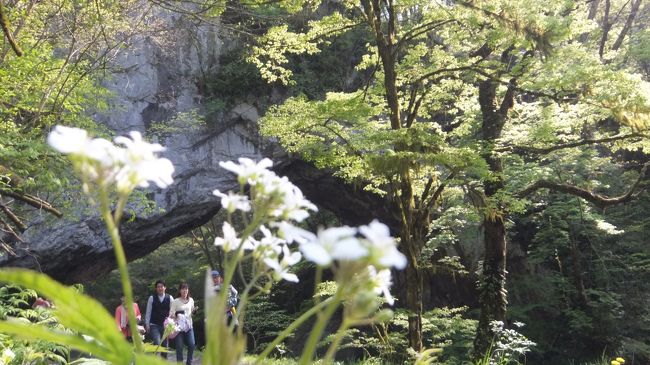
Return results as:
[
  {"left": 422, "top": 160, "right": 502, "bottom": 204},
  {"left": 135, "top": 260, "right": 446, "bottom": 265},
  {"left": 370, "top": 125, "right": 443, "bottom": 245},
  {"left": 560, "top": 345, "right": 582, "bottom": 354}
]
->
[
  {"left": 611, "top": 0, "right": 642, "bottom": 51},
  {"left": 0, "top": 216, "right": 23, "bottom": 245},
  {"left": 599, "top": 0, "right": 611, "bottom": 59},
  {"left": 516, "top": 162, "right": 650, "bottom": 209},
  {"left": 0, "top": 203, "right": 26, "bottom": 232},
  {"left": 498, "top": 78, "right": 517, "bottom": 116},
  {"left": 0, "top": 0, "right": 23, "bottom": 56},
  {"left": 499, "top": 133, "right": 644, "bottom": 155},
  {"left": 0, "top": 190, "right": 63, "bottom": 218},
  {"left": 580, "top": 0, "right": 601, "bottom": 43},
  {"left": 396, "top": 19, "right": 456, "bottom": 50}
]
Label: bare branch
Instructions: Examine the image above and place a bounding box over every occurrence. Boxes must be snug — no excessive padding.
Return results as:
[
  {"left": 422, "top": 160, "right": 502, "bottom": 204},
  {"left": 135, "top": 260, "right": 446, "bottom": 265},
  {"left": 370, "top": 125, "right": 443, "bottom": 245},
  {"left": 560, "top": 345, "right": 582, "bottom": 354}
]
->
[
  {"left": 396, "top": 19, "right": 456, "bottom": 50},
  {"left": 0, "top": 216, "right": 23, "bottom": 244},
  {"left": 0, "top": 0, "right": 23, "bottom": 56},
  {"left": 599, "top": 0, "right": 611, "bottom": 59},
  {"left": 0, "top": 202, "right": 26, "bottom": 232},
  {"left": 499, "top": 133, "right": 644, "bottom": 155},
  {"left": 612, "top": 0, "right": 642, "bottom": 51},
  {"left": 0, "top": 190, "right": 63, "bottom": 218},
  {"left": 424, "top": 172, "right": 455, "bottom": 213},
  {"left": 516, "top": 162, "right": 650, "bottom": 209}
]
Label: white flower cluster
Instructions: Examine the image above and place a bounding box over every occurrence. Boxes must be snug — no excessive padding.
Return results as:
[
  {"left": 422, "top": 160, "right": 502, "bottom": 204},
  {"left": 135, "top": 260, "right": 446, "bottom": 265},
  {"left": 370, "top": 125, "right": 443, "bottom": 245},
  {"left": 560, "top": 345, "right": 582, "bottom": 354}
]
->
[
  {"left": 47, "top": 125, "right": 174, "bottom": 194},
  {"left": 212, "top": 157, "right": 407, "bottom": 305},
  {"left": 488, "top": 320, "right": 536, "bottom": 363}
]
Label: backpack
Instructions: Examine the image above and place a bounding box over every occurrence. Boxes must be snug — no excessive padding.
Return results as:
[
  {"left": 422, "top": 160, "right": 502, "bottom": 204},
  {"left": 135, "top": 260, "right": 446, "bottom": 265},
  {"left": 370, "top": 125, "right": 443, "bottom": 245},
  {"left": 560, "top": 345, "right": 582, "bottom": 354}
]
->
[
  {"left": 215, "top": 284, "right": 239, "bottom": 309},
  {"left": 227, "top": 293, "right": 238, "bottom": 308}
]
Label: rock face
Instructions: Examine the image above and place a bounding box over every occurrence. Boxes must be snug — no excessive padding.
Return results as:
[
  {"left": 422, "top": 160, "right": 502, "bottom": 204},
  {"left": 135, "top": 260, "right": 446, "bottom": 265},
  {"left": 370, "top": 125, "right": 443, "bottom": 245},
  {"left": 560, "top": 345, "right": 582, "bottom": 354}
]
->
[
  {"left": 0, "top": 8, "right": 268, "bottom": 282},
  {"left": 0, "top": 7, "right": 392, "bottom": 283}
]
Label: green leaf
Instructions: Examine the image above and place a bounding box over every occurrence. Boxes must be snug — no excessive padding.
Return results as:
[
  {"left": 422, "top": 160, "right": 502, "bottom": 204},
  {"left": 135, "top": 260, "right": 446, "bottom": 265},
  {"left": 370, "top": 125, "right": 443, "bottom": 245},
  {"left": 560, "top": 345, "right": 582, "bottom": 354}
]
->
[
  {"left": 0, "top": 269, "right": 133, "bottom": 363},
  {"left": 0, "top": 319, "right": 115, "bottom": 362}
]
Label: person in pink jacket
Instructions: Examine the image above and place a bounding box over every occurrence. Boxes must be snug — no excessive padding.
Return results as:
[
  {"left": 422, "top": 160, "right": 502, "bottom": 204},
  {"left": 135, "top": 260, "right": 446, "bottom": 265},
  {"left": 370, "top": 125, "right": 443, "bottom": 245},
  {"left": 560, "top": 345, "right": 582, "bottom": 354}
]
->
[{"left": 115, "top": 295, "right": 142, "bottom": 340}]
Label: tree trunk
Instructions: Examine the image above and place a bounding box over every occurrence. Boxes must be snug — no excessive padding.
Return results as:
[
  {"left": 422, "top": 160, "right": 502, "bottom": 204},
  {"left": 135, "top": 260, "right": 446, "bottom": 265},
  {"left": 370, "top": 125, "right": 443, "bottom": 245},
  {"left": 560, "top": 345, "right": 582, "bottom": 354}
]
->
[
  {"left": 568, "top": 225, "right": 588, "bottom": 307},
  {"left": 399, "top": 168, "right": 424, "bottom": 351},
  {"left": 579, "top": 0, "right": 600, "bottom": 43},
  {"left": 473, "top": 78, "right": 511, "bottom": 358},
  {"left": 473, "top": 214, "right": 507, "bottom": 356},
  {"left": 360, "top": 0, "right": 425, "bottom": 349},
  {"left": 406, "top": 259, "right": 423, "bottom": 351},
  {"left": 611, "top": 0, "right": 643, "bottom": 51}
]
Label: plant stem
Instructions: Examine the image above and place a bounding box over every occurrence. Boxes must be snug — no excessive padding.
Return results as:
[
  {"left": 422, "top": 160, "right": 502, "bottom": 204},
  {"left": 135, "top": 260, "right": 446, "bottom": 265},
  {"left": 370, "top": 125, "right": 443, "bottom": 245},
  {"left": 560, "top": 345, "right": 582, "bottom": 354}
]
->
[
  {"left": 323, "top": 318, "right": 350, "bottom": 364},
  {"left": 113, "top": 193, "right": 127, "bottom": 224},
  {"left": 99, "top": 190, "right": 143, "bottom": 353},
  {"left": 234, "top": 271, "right": 264, "bottom": 337},
  {"left": 255, "top": 296, "right": 335, "bottom": 363},
  {"left": 298, "top": 291, "right": 342, "bottom": 365}
]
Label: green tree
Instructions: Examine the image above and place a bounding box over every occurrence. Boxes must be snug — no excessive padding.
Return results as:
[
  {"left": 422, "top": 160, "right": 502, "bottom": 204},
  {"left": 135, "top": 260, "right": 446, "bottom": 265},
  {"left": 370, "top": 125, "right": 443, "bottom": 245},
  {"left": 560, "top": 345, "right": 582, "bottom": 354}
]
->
[
  {"left": 246, "top": 0, "right": 650, "bottom": 355},
  {"left": 0, "top": 0, "right": 149, "bottom": 254}
]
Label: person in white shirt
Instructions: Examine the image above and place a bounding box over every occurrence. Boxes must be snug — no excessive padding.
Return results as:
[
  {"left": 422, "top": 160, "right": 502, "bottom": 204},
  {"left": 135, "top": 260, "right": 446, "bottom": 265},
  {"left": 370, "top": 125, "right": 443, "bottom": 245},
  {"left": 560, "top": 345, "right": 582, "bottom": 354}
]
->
[{"left": 169, "top": 282, "right": 195, "bottom": 365}]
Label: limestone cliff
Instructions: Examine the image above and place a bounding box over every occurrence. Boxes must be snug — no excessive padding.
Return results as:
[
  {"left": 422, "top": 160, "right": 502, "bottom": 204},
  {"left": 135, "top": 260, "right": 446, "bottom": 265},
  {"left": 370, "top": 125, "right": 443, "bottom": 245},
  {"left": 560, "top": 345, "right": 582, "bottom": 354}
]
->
[{"left": 0, "top": 6, "right": 390, "bottom": 282}]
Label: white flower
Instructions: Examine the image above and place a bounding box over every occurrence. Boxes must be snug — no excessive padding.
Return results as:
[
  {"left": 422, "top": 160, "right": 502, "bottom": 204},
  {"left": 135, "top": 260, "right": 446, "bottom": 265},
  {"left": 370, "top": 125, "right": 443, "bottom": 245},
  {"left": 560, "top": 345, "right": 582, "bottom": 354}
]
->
[
  {"left": 218, "top": 158, "right": 317, "bottom": 222},
  {"left": 263, "top": 244, "right": 302, "bottom": 282},
  {"left": 213, "top": 189, "right": 251, "bottom": 213},
  {"left": 84, "top": 138, "right": 121, "bottom": 167},
  {"left": 48, "top": 126, "right": 123, "bottom": 186},
  {"left": 368, "top": 265, "right": 395, "bottom": 305},
  {"left": 250, "top": 225, "right": 287, "bottom": 259},
  {"left": 47, "top": 125, "right": 90, "bottom": 154},
  {"left": 299, "top": 226, "right": 366, "bottom": 266},
  {"left": 114, "top": 131, "right": 174, "bottom": 191},
  {"left": 490, "top": 320, "right": 504, "bottom": 333},
  {"left": 114, "top": 131, "right": 165, "bottom": 156},
  {"left": 359, "top": 220, "right": 407, "bottom": 269},
  {"left": 273, "top": 222, "right": 316, "bottom": 245},
  {"left": 214, "top": 222, "right": 254, "bottom": 252},
  {"left": 48, "top": 126, "right": 175, "bottom": 193},
  {"left": 258, "top": 225, "right": 286, "bottom": 247},
  {"left": 1, "top": 348, "right": 15, "bottom": 364},
  {"left": 269, "top": 179, "right": 318, "bottom": 222},
  {"left": 219, "top": 157, "right": 274, "bottom": 185},
  {"left": 48, "top": 126, "right": 119, "bottom": 167}
]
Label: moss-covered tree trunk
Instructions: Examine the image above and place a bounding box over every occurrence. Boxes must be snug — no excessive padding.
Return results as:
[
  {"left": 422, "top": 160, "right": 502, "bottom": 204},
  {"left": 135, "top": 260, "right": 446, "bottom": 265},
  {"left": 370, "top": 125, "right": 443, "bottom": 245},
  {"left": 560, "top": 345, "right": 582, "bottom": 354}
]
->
[
  {"left": 360, "top": 0, "right": 425, "bottom": 350},
  {"left": 405, "top": 256, "right": 423, "bottom": 350},
  {"left": 473, "top": 76, "right": 513, "bottom": 357},
  {"left": 398, "top": 168, "right": 425, "bottom": 351}
]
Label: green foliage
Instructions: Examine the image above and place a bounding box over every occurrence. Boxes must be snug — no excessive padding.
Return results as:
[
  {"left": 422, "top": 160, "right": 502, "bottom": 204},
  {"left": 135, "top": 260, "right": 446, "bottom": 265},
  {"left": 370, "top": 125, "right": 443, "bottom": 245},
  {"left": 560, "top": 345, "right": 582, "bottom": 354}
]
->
[
  {"left": 202, "top": 47, "right": 270, "bottom": 115},
  {"left": 0, "top": 269, "right": 171, "bottom": 365},
  {"left": 317, "top": 307, "right": 475, "bottom": 364},
  {"left": 86, "top": 235, "right": 210, "bottom": 323},
  {"left": 0, "top": 0, "right": 141, "bottom": 189},
  {"left": 506, "top": 183, "right": 650, "bottom": 363},
  {"left": 244, "top": 295, "right": 295, "bottom": 354},
  {"left": 0, "top": 284, "right": 69, "bottom": 365},
  {"left": 629, "top": 29, "right": 650, "bottom": 76}
]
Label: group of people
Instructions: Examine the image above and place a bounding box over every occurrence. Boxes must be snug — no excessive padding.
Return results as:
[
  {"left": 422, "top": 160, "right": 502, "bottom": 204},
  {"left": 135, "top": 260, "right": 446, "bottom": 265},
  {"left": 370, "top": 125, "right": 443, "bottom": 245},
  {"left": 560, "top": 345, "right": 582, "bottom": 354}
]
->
[{"left": 114, "top": 270, "right": 238, "bottom": 365}]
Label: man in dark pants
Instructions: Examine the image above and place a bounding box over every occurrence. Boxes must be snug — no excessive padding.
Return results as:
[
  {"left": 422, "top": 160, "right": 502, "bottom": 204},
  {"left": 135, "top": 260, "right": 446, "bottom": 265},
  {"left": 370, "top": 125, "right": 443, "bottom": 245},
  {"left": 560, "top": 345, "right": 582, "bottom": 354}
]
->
[{"left": 145, "top": 280, "right": 173, "bottom": 357}]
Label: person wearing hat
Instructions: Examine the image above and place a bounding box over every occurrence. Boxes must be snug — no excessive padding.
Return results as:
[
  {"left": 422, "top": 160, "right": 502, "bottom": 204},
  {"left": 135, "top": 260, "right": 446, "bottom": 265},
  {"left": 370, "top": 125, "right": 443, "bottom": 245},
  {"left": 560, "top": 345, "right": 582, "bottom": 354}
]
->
[{"left": 211, "top": 270, "right": 239, "bottom": 327}]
